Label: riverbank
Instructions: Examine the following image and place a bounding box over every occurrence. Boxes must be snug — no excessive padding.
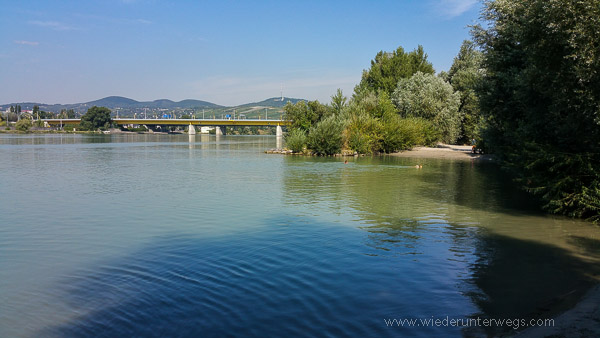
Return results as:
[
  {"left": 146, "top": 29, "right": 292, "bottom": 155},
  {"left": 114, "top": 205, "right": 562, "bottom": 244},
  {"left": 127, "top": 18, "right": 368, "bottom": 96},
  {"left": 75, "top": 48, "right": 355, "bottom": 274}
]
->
[
  {"left": 390, "top": 144, "right": 494, "bottom": 161},
  {"left": 515, "top": 284, "right": 600, "bottom": 337}
]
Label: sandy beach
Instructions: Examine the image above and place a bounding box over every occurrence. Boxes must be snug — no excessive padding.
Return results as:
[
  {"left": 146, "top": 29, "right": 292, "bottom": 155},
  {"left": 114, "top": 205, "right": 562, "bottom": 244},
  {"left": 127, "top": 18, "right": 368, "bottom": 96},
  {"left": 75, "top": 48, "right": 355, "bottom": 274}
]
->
[{"left": 390, "top": 144, "right": 494, "bottom": 161}]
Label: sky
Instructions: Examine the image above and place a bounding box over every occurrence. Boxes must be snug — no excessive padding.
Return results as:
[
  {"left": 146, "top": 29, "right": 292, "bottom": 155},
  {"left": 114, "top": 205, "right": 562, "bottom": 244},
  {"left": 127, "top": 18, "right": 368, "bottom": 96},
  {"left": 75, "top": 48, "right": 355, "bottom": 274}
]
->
[{"left": 0, "top": 0, "right": 481, "bottom": 106}]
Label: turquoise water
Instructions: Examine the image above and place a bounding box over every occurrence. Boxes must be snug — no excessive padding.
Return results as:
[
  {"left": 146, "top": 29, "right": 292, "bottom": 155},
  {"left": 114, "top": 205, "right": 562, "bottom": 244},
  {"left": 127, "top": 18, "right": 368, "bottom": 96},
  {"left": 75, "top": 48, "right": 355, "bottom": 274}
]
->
[{"left": 1, "top": 134, "right": 599, "bottom": 337}]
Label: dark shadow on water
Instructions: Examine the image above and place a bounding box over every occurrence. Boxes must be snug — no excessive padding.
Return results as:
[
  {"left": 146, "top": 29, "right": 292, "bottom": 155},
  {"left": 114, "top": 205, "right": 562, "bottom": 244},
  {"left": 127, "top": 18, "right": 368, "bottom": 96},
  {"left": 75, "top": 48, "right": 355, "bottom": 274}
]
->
[
  {"left": 38, "top": 217, "right": 419, "bottom": 337},
  {"left": 414, "top": 159, "right": 544, "bottom": 217},
  {"left": 359, "top": 217, "right": 600, "bottom": 337},
  {"left": 37, "top": 215, "right": 600, "bottom": 338},
  {"left": 568, "top": 235, "right": 600, "bottom": 258},
  {"left": 464, "top": 232, "right": 600, "bottom": 337}
]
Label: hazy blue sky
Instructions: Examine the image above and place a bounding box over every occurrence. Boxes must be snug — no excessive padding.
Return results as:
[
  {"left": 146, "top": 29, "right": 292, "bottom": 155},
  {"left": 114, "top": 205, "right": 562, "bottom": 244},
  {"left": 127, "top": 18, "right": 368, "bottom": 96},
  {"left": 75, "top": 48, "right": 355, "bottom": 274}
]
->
[{"left": 1, "top": 0, "right": 480, "bottom": 106}]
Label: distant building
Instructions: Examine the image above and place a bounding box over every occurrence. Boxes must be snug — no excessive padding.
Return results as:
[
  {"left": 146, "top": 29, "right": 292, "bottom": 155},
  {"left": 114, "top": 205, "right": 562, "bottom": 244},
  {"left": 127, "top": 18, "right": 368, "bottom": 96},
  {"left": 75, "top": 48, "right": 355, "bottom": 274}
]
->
[{"left": 200, "top": 126, "right": 213, "bottom": 134}]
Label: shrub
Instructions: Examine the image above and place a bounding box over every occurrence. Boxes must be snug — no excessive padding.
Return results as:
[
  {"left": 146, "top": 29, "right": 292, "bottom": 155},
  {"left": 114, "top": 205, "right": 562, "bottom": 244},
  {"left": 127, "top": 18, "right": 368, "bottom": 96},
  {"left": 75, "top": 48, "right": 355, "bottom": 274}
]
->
[
  {"left": 307, "top": 115, "right": 346, "bottom": 155},
  {"left": 379, "top": 117, "right": 440, "bottom": 153},
  {"left": 63, "top": 124, "right": 78, "bottom": 131},
  {"left": 15, "top": 119, "right": 32, "bottom": 132},
  {"left": 345, "top": 112, "right": 382, "bottom": 154},
  {"left": 285, "top": 128, "right": 307, "bottom": 153}
]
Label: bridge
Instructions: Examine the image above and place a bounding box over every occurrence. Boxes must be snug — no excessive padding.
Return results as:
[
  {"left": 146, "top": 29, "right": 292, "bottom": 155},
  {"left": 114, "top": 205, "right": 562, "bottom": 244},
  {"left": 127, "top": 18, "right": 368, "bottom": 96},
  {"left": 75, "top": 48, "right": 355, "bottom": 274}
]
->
[{"left": 42, "top": 118, "right": 291, "bottom": 136}]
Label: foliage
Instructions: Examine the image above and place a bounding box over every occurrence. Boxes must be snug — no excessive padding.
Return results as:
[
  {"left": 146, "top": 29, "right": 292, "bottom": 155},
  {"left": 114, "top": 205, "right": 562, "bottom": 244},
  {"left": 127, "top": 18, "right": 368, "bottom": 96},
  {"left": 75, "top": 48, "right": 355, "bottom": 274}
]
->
[
  {"left": 344, "top": 108, "right": 439, "bottom": 154},
  {"left": 283, "top": 100, "right": 332, "bottom": 133},
  {"left": 58, "top": 109, "right": 76, "bottom": 119},
  {"left": 345, "top": 112, "right": 383, "bottom": 154},
  {"left": 347, "top": 90, "right": 396, "bottom": 120},
  {"left": 38, "top": 110, "right": 54, "bottom": 119},
  {"left": 129, "top": 126, "right": 148, "bottom": 132},
  {"left": 393, "top": 72, "right": 461, "bottom": 144},
  {"left": 330, "top": 89, "right": 347, "bottom": 115},
  {"left": 473, "top": 0, "right": 600, "bottom": 221},
  {"left": 285, "top": 128, "right": 308, "bottom": 153},
  {"left": 356, "top": 45, "right": 435, "bottom": 97},
  {"left": 79, "top": 106, "right": 112, "bottom": 131},
  {"left": 446, "top": 40, "right": 484, "bottom": 143},
  {"left": 15, "top": 119, "right": 32, "bottom": 132},
  {"left": 307, "top": 115, "right": 346, "bottom": 155},
  {"left": 380, "top": 117, "right": 439, "bottom": 153}
]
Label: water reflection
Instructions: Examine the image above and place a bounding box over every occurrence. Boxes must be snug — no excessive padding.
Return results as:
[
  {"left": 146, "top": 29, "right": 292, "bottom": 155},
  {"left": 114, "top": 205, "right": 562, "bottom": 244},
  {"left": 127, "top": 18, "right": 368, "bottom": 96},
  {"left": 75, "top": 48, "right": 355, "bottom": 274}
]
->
[
  {"left": 3, "top": 135, "right": 600, "bottom": 337},
  {"left": 281, "top": 155, "right": 600, "bottom": 336}
]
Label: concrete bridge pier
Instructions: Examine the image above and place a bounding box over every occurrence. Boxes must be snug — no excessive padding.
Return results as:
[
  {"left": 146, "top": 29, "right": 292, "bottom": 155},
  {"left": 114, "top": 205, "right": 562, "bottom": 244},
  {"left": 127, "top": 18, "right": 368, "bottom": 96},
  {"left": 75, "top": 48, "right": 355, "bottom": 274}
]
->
[
  {"left": 276, "top": 125, "right": 283, "bottom": 137},
  {"left": 216, "top": 126, "right": 227, "bottom": 136},
  {"left": 188, "top": 124, "right": 196, "bottom": 135}
]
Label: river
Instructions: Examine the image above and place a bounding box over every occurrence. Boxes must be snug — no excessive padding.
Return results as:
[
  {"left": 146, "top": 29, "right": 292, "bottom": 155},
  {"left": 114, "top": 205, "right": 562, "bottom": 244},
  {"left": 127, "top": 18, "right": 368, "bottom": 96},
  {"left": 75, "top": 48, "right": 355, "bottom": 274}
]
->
[{"left": 1, "top": 134, "right": 599, "bottom": 337}]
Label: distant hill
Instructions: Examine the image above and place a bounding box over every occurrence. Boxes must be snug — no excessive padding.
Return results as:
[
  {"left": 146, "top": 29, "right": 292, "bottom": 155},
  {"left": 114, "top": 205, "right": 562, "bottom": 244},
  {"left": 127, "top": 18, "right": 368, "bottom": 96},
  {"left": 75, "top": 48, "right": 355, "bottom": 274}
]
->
[
  {"left": 85, "top": 96, "right": 140, "bottom": 108},
  {"left": 236, "top": 97, "right": 305, "bottom": 109},
  {"left": 0, "top": 96, "right": 306, "bottom": 115},
  {"left": 82, "top": 96, "right": 222, "bottom": 109}
]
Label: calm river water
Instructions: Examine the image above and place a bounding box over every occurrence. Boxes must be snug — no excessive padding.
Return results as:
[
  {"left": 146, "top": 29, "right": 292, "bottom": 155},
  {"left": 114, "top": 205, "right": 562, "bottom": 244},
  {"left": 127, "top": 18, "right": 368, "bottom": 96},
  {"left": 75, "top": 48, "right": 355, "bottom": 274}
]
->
[{"left": 1, "top": 134, "right": 599, "bottom": 337}]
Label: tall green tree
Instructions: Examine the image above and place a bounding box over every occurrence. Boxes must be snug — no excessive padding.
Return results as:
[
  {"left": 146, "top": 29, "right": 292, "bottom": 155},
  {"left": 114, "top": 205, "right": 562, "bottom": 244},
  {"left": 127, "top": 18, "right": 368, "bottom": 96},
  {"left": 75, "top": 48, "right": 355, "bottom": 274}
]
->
[
  {"left": 473, "top": 0, "right": 600, "bottom": 221},
  {"left": 356, "top": 45, "right": 435, "bottom": 97},
  {"left": 79, "top": 106, "right": 112, "bottom": 131},
  {"left": 446, "top": 40, "right": 483, "bottom": 143},
  {"left": 330, "top": 89, "right": 347, "bottom": 115},
  {"left": 393, "top": 72, "right": 461, "bottom": 144}
]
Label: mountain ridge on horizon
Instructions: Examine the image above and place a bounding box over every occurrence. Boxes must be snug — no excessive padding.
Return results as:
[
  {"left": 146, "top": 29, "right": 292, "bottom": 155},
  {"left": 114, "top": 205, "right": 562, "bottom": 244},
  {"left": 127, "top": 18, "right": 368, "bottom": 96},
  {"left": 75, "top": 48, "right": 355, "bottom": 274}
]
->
[{"left": 0, "top": 95, "right": 306, "bottom": 112}]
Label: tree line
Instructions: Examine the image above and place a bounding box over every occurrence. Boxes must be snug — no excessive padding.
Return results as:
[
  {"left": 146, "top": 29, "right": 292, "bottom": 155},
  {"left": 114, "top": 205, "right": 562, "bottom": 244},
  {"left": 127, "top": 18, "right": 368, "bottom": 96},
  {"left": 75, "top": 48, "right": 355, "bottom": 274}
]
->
[
  {"left": 283, "top": 0, "right": 600, "bottom": 223},
  {"left": 283, "top": 43, "right": 482, "bottom": 155}
]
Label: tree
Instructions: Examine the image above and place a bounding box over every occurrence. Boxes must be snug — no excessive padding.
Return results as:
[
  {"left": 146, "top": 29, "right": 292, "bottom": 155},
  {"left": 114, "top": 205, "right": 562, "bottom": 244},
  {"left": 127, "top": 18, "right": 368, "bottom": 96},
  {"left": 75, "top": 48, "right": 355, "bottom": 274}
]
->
[
  {"left": 16, "top": 118, "right": 32, "bottom": 132},
  {"left": 79, "top": 106, "right": 112, "bottom": 131},
  {"left": 330, "top": 89, "right": 347, "bottom": 115},
  {"left": 393, "top": 72, "right": 461, "bottom": 144},
  {"left": 356, "top": 45, "right": 435, "bottom": 97},
  {"left": 33, "top": 105, "right": 40, "bottom": 119},
  {"left": 473, "top": 0, "right": 600, "bottom": 221},
  {"left": 446, "top": 40, "right": 484, "bottom": 143},
  {"left": 283, "top": 100, "right": 332, "bottom": 133}
]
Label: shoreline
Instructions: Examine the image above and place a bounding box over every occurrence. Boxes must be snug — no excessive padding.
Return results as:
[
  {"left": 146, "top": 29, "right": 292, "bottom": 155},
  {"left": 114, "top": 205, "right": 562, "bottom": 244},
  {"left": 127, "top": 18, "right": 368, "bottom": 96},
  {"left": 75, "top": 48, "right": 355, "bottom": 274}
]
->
[
  {"left": 390, "top": 144, "right": 494, "bottom": 161},
  {"left": 515, "top": 283, "right": 600, "bottom": 337}
]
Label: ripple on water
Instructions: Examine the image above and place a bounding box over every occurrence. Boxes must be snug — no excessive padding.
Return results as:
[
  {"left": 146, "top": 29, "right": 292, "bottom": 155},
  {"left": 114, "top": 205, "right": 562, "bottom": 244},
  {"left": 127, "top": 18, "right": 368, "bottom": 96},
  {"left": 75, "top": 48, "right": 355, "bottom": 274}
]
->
[{"left": 32, "top": 217, "right": 468, "bottom": 337}]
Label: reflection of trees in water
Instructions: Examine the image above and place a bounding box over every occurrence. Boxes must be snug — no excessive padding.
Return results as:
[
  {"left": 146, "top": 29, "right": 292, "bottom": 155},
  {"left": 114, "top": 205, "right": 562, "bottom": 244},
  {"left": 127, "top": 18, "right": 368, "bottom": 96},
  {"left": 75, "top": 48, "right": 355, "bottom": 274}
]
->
[
  {"left": 464, "top": 232, "right": 600, "bottom": 336},
  {"left": 281, "top": 156, "right": 600, "bottom": 336}
]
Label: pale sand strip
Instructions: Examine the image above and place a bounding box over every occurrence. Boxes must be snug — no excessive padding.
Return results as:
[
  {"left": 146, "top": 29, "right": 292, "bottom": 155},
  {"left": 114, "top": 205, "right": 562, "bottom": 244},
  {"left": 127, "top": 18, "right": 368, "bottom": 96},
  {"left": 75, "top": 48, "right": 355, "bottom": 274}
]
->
[{"left": 390, "top": 144, "right": 493, "bottom": 161}]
